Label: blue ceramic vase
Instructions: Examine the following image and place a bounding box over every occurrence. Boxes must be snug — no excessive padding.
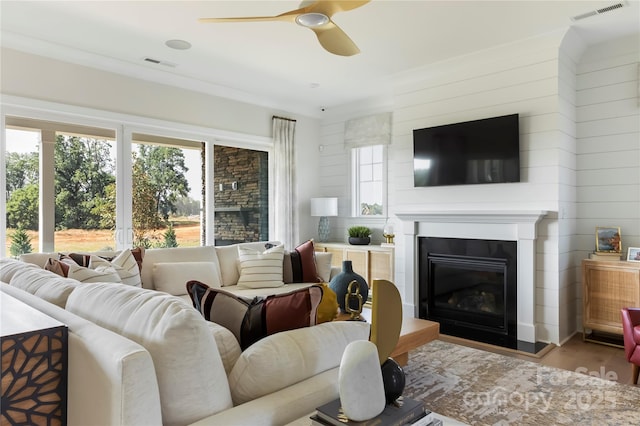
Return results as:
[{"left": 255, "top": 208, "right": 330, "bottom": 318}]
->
[{"left": 329, "top": 260, "right": 368, "bottom": 313}]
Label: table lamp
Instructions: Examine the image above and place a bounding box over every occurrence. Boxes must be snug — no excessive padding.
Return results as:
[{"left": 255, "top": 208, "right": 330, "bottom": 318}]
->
[{"left": 311, "top": 197, "right": 338, "bottom": 242}]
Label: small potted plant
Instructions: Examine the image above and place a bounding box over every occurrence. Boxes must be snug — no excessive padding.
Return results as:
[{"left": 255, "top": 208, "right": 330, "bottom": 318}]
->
[{"left": 348, "top": 226, "right": 371, "bottom": 245}]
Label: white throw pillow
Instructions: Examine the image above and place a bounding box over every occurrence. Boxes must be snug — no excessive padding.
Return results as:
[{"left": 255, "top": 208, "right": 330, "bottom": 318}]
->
[
  {"left": 228, "top": 321, "right": 370, "bottom": 404},
  {"left": 215, "top": 245, "right": 241, "bottom": 287},
  {"left": 236, "top": 244, "right": 285, "bottom": 289},
  {"left": 90, "top": 250, "right": 142, "bottom": 287},
  {"left": 152, "top": 261, "right": 222, "bottom": 296},
  {"left": 65, "top": 260, "right": 122, "bottom": 283},
  {"left": 315, "top": 252, "right": 333, "bottom": 282}
]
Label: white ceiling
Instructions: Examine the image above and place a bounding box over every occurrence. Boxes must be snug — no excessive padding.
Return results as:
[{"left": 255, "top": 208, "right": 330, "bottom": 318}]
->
[{"left": 1, "top": 1, "right": 639, "bottom": 117}]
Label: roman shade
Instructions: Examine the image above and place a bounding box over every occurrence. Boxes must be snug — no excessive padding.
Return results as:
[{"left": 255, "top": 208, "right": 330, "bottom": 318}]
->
[{"left": 344, "top": 112, "right": 392, "bottom": 148}]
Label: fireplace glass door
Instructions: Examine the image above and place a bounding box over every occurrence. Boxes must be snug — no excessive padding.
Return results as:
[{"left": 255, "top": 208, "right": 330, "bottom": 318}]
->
[
  {"left": 429, "top": 255, "right": 507, "bottom": 331},
  {"left": 418, "top": 237, "right": 517, "bottom": 348}
]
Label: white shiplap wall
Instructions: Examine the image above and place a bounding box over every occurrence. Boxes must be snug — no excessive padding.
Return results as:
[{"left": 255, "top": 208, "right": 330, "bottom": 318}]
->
[
  {"left": 317, "top": 29, "right": 605, "bottom": 345},
  {"left": 575, "top": 35, "right": 640, "bottom": 331}
]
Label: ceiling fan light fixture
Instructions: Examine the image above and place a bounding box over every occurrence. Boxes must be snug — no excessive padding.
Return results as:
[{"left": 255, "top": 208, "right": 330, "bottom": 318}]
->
[{"left": 295, "top": 12, "right": 329, "bottom": 28}]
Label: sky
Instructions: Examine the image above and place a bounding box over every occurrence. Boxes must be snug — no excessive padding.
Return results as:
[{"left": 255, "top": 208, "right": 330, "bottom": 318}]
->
[{"left": 5, "top": 128, "right": 202, "bottom": 201}]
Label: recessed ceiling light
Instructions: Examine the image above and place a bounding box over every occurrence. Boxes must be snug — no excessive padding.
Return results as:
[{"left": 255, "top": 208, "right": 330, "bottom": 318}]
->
[{"left": 165, "top": 39, "right": 192, "bottom": 50}]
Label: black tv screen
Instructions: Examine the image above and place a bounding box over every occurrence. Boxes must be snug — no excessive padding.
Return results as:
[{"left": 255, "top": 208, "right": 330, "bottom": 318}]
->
[{"left": 413, "top": 114, "right": 520, "bottom": 187}]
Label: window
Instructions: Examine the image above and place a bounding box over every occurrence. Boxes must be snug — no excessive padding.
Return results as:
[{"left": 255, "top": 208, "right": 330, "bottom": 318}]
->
[
  {"left": 131, "top": 134, "right": 204, "bottom": 248},
  {"left": 54, "top": 133, "right": 117, "bottom": 252},
  {"left": 2, "top": 113, "right": 271, "bottom": 256},
  {"left": 353, "top": 144, "right": 385, "bottom": 216},
  {"left": 4, "top": 129, "right": 40, "bottom": 255}
]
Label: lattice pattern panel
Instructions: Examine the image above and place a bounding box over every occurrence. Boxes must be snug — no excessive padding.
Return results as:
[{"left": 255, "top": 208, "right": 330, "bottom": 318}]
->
[{"left": 1, "top": 326, "right": 68, "bottom": 426}]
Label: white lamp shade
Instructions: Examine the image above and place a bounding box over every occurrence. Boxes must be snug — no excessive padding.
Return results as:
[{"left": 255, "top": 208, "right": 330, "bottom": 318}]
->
[{"left": 310, "top": 197, "right": 338, "bottom": 217}]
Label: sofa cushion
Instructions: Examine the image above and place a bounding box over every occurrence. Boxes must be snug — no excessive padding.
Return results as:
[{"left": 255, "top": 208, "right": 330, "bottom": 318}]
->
[
  {"left": 236, "top": 244, "right": 285, "bottom": 289},
  {"left": 0, "top": 257, "right": 40, "bottom": 283},
  {"left": 140, "top": 245, "right": 218, "bottom": 290},
  {"left": 152, "top": 261, "right": 222, "bottom": 296},
  {"left": 187, "top": 281, "right": 324, "bottom": 350},
  {"left": 9, "top": 267, "right": 79, "bottom": 308},
  {"left": 66, "top": 283, "right": 232, "bottom": 426},
  {"left": 228, "top": 321, "right": 370, "bottom": 404}
]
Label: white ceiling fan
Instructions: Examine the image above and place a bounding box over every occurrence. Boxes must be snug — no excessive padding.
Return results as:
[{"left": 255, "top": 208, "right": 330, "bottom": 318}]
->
[{"left": 199, "top": 0, "right": 371, "bottom": 56}]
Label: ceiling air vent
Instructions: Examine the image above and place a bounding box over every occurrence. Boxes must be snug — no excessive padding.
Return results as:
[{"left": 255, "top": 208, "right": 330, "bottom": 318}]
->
[
  {"left": 143, "top": 57, "right": 177, "bottom": 68},
  {"left": 571, "top": 1, "right": 626, "bottom": 21}
]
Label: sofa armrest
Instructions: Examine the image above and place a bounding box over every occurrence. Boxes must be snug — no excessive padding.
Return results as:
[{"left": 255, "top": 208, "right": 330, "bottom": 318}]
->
[
  {"left": 0, "top": 284, "right": 163, "bottom": 426},
  {"left": 188, "top": 369, "right": 340, "bottom": 426}
]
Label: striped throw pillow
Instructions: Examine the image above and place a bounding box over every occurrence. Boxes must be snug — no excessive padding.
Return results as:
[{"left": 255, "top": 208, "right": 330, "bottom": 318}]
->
[
  {"left": 65, "top": 261, "right": 121, "bottom": 283},
  {"left": 90, "top": 250, "right": 142, "bottom": 287},
  {"left": 186, "top": 280, "right": 324, "bottom": 350},
  {"left": 236, "top": 244, "right": 285, "bottom": 289}
]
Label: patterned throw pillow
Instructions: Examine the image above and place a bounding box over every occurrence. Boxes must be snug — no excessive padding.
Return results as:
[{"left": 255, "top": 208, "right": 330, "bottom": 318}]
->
[
  {"left": 283, "top": 240, "right": 323, "bottom": 284},
  {"left": 236, "top": 244, "right": 285, "bottom": 289},
  {"left": 44, "top": 258, "right": 71, "bottom": 277},
  {"left": 186, "top": 281, "right": 264, "bottom": 350},
  {"left": 186, "top": 280, "right": 324, "bottom": 350}
]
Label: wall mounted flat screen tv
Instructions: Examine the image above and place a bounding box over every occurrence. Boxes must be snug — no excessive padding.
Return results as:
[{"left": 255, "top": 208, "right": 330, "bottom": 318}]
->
[{"left": 413, "top": 114, "right": 520, "bottom": 187}]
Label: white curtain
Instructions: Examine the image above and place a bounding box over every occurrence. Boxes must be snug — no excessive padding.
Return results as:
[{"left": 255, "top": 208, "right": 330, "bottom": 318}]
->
[{"left": 272, "top": 116, "right": 297, "bottom": 249}]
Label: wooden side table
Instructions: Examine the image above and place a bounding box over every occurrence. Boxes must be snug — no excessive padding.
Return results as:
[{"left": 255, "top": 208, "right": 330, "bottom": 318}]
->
[
  {"left": 582, "top": 258, "right": 640, "bottom": 346},
  {"left": 1, "top": 293, "right": 68, "bottom": 425},
  {"left": 336, "top": 308, "right": 439, "bottom": 366}
]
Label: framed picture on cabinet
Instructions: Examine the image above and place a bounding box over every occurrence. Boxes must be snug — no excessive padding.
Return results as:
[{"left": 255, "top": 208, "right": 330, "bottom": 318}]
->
[
  {"left": 595, "top": 227, "right": 621, "bottom": 253},
  {"left": 627, "top": 247, "right": 640, "bottom": 262}
]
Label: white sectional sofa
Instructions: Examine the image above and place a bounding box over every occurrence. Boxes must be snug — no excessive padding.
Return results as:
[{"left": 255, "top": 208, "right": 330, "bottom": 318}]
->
[{"left": 1, "top": 242, "right": 369, "bottom": 426}]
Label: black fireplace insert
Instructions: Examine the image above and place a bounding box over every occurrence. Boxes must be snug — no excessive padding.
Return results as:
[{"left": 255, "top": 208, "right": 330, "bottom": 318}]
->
[{"left": 418, "top": 237, "right": 517, "bottom": 349}]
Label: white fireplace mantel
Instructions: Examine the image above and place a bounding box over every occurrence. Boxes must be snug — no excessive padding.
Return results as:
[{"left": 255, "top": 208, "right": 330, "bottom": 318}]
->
[{"left": 396, "top": 209, "right": 548, "bottom": 344}]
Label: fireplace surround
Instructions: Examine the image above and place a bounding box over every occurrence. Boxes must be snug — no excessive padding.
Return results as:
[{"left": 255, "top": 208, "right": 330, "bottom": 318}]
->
[{"left": 396, "top": 210, "right": 547, "bottom": 352}]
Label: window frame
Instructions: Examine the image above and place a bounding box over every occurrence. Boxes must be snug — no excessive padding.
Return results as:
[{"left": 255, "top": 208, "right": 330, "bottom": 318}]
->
[
  {"left": 1, "top": 96, "right": 272, "bottom": 256},
  {"left": 351, "top": 144, "right": 387, "bottom": 218}
]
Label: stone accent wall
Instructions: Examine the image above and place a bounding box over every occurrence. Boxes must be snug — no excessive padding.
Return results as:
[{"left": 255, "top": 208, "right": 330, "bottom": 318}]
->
[{"left": 214, "top": 146, "right": 268, "bottom": 244}]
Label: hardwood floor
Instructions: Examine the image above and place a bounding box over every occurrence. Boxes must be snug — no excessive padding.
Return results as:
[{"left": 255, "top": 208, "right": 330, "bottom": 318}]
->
[{"left": 439, "top": 333, "right": 638, "bottom": 386}]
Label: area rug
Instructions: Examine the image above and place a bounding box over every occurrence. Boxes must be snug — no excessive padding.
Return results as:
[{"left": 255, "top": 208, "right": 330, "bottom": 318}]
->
[{"left": 403, "top": 340, "right": 640, "bottom": 425}]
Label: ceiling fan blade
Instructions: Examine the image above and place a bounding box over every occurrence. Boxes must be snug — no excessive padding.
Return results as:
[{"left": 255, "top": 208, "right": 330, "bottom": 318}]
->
[
  {"left": 311, "top": 21, "right": 360, "bottom": 56},
  {"left": 199, "top": 7, "right": 308, "bottom": 24},
  {"left": 310, "top": 0, "right": 371, "bottom": 17}
]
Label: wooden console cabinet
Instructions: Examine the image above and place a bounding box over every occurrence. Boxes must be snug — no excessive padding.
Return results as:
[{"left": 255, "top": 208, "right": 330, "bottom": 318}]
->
[
  {"left": 314, "top": 242, "right": 394, "bottom": 286},
  {"left": 582, "top": 259, "right": 640, "bottom": 342},
  {"left": 1, "top": 294, "right": 68, "bottom": 425}
]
